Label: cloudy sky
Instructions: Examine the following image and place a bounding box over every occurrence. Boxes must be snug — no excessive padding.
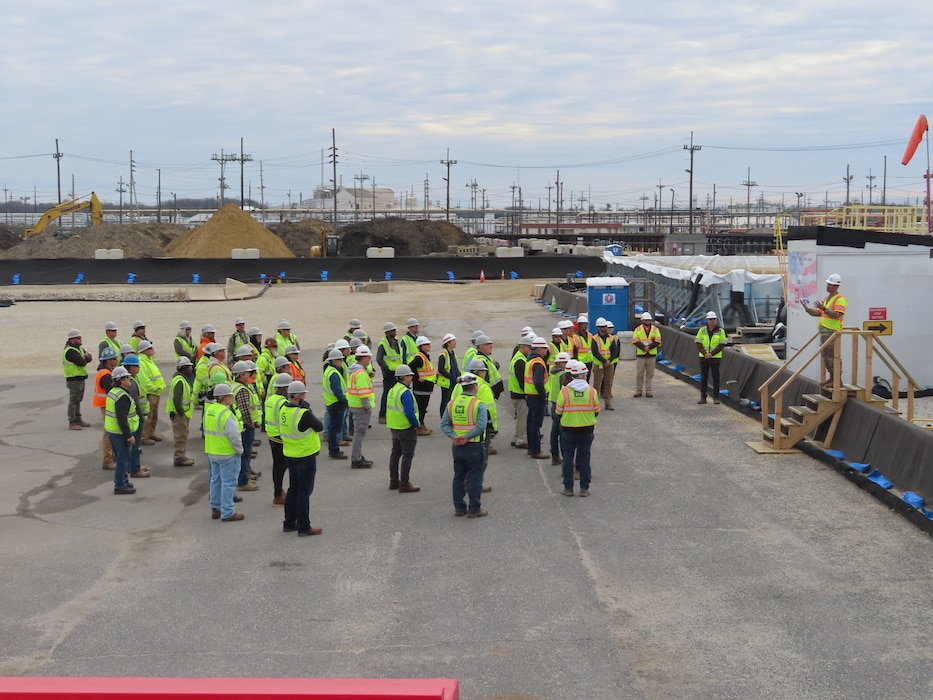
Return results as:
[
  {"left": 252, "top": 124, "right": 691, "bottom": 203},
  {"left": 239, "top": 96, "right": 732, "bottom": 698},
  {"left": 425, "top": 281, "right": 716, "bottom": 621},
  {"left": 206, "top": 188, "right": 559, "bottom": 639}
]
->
[{"left": 2, "top": 0, "right": 932, "bottom": 212}]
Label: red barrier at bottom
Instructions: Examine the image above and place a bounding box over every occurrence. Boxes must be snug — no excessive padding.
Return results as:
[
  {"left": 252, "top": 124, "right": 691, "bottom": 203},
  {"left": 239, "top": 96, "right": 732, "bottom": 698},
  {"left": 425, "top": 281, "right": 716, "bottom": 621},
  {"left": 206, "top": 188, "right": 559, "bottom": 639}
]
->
[{"left": 0, "top": 678, "right": 459, "bottom": 700}]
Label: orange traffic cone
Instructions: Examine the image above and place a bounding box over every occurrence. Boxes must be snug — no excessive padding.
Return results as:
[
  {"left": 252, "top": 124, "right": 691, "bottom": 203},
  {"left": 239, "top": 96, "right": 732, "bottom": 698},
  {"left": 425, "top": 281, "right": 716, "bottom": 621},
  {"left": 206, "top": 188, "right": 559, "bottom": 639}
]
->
[
  {"left": 500, "top": 269, "right": 505, "bottom": 280},
  {"left": 479, "top": 269, "right": 486, "bottom": 282}
]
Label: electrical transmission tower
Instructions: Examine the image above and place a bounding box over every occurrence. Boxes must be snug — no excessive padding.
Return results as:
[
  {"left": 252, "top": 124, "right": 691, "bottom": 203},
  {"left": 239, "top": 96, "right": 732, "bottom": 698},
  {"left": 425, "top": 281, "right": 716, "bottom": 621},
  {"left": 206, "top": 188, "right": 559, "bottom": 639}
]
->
[{"left": 211, "top": 150, "right": 238, "bottom": 206}]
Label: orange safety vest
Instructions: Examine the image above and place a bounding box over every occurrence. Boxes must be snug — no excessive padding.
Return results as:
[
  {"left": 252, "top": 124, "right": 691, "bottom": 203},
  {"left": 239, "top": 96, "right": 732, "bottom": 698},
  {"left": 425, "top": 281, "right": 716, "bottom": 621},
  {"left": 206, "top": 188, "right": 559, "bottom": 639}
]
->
[
  {"left": 415, "top": 352, "right": 437, "bottom": 383},
  {"left": 93, "top": 368, "right": 112, "bottom": 407},
  {"left": 523, "top": 356, "right": 548, "bottom": 395}
]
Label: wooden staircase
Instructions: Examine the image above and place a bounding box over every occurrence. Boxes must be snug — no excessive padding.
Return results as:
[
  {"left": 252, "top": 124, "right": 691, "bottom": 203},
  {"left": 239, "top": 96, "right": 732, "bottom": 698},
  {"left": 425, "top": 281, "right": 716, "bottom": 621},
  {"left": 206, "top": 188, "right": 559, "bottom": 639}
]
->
[{"left": 756, "top": 329, "right": 920, "bottom": 453}]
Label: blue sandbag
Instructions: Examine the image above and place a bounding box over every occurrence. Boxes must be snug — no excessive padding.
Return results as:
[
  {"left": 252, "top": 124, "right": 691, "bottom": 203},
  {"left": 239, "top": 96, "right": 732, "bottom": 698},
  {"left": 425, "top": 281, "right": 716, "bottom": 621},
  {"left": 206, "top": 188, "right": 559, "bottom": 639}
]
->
[
  {"left": 690, "top": 373, "right": 701, "bottom": 381},
  {"left": 658, "top": 360, "right": 671, "bottom": 366},
  {"left": 866, "top": 470, "right": 893, "bottom": 489},
  {"left": 824, "top": 449, "right": 845, "bottom": 460},
  {"left": 903, "top": 492, "right": 925, "bottom": 509},
  {"left": 847, "top": 462, "right": 870, "bottom": 474},
  {"left": 670, "top": 364, "right": 685, "bottom": 372}
]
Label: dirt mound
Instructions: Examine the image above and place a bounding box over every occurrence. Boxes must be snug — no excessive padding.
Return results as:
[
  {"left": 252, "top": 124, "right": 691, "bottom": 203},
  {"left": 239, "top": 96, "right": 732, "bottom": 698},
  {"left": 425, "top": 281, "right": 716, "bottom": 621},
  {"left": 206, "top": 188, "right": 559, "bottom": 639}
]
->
[
  {"left": 0, "top": 222, "right": 183, "bottom": 259},
  {"left": 268, "top": 218, "right": 333, "bottom": 257},
  {"left": 0, "top": 227, "right": 21, "bottom": 251},
  {"left": 338, "top": 218, "right": 473, "bottom": 256},
  {"left": 165, "top": 204, "right": 294, "bottom": 258}
]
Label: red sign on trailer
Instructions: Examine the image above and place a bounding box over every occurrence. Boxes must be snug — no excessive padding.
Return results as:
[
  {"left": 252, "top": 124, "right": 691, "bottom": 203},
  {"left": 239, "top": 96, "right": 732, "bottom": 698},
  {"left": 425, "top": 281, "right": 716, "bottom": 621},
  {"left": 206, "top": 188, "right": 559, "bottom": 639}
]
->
[{"left": 868, "top": 307, "right": 887, "bottom": 321}]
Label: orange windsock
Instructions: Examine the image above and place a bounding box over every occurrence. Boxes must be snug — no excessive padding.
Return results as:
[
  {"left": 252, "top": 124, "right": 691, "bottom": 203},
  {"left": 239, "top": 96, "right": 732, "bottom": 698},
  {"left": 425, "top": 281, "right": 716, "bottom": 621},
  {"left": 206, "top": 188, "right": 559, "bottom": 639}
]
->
[{"left": 901, "top": 114, "right": 928, "bottom": 165}]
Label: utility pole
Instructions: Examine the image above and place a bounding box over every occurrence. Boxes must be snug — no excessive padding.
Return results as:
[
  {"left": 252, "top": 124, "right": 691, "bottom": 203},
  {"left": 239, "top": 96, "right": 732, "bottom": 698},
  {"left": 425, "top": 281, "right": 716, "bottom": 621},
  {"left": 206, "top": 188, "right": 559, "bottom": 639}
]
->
[
  {"left": 211, "top": 149, "right": 237, "bottom": 206},
  {"left": 354, "top": 172, "right": 369, "bottom": 221},
  {"left": 640, "top": 194, "right": 649, "bottom": 232},
  {"left": 742, "top": 167, "right": 757, "bottom": 228},
  {"left": 170, "top": 192, "right": 177, "bottom": 224},
  {"left": 843, "top": 164, "right": 853, "bottom": 205},
  {"left": 329, "top": 129, "right": 338, "bottom": 232},
  {"left": 372, "top": 178, "right": 377, "bottom": 219},
  {"left": 510, "top": 184, "right": 518, "bottom": 235},
  {"left": 866, "top": 169, "right": 877, "bottom": 206},
  {"left": 116, "top": 177, "right": 127, "bottom": 224},
  {"left": 156, "top": 168, "right": 162, "bottom": 223},
  {"left": 555, "top": 170, "right": 563, "bottom": 235},
  {"left": 236, "top": 137, "right": 253, "bottom": 209},
  {"left": 466, "top": 178, "right": 478, "bottom": 233},
  {"left": 440, "top": 148, "right": 457, "bottom": 222},
  {"left": 546, "top": 184, "right": 553, "bottom": 224},
  {"left": 882, "top": 155, "right": 887, "bottom": 205},
  {"left": 53, "top": 139, "right": 63, "bottom": 215},
  {"left": 129, "top": 151, "right": 139, "bottom": 221},
  {"left": 2, "top": 184, "right": 8, "bottom": 225},
  {"left": 684, "top": 131, "right": 701, "bottom": 235},
  {"left": 481, "top": 189, "right": 487, "bottom": 235},
  {"left": 423, "top": 173, "right": 430, "bottom": 218},
  {"left": 259, "top": 161, "right": 267, "bottom": 224},
  {"left": 656, "top": 180, "right": 665, "bottom": 234}
]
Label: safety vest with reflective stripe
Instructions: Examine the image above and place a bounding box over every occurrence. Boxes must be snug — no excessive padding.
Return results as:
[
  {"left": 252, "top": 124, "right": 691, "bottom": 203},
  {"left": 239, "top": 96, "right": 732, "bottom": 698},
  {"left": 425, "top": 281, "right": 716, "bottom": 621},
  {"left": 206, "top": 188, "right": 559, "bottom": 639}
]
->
[
  {"left": 377, "top": 337, "right": 403, "bottom": 371},
  {"left": 93, "top": 368, "right": 111, "bottom": 407},
  {"left": 819, "top": 293, "right": 847, "bottom": 332},
  {"left": 104, "top": 387, "right": 139, "bottom": 435},
  {"left": 593, "top": 335, "right": 614, "bottom": 363},
  {"left": 100, "top": 336, "right": 122, "bottom": 356},
  {"left": 322, "top": 364, "right": 346, "bottom": 406},
  {"left": 557, "top": 385, "right": 600, "bottom": 428},
  {"left": 278, "top": 404, "right": 322, "bottom": 458},
  {"left": 696, "top": 325, "right": 728, "bottom": 359},
  {"left": 451, "top": 377, "right": 496, "bottom": 431},
  {"left": 436, "top": 348, "right": 457, "bottom": 389},
  {"left": 574, "top": 332, "right": 593, "bottom": 363},
  {"left": 414, "top": 352, "right": 437, "bottom": 383},
  {"left": 139, "top": 354, "right": 166, "bottom": 395},
  {"left": 447, "top": 394, "right": 483, "bottom": 442},
  {"left": 233, "top": 382, "right": 262, "bottom": 426},
  {"left": 462, "top": 347, "right": 478, "bottom": 372},
  {"left": 633, "top": 324, "right": 662, "bottom": 356},
  {"left": 274, "top": 332, "right": 299, "bottom": 357},
  {"left": 62, "top": 345, "right": 88, "bottom": 379},
  {"left": 547, "top": 366, "right": 567, "bottom": 402},
  {"left": 347, "top": 367, "right": 375, "bottom": 408},
  {"left": 264, "top": 393, "right": 287, "bottom": 439},
  {"left": 174, "top": 334, "right": 197, "bottom": 361},
  {"left": 208, "top": 361, "right": 233, "bottom": 388},
  {"left": 204, "top": 402, "right": 237, "bottom": 456},
  {"left": 523, "top": 356, "right": 548, "bottom": 395},
  {"left": 165, "top": 373, "right": 193, "bottom": 418},
  {"left": 386, "top": 382, "right": 415, "bottom": 430},
  {"left": 508, "top": 351, "right": 527, "bottom": 395},
  {"left": 477, "top": 353, "right": 501, "bottom": 387}
]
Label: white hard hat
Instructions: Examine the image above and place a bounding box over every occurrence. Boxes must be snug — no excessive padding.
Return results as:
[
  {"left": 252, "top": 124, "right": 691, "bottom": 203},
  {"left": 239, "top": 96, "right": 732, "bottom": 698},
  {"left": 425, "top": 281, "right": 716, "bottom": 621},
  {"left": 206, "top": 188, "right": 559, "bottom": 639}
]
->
[
  {"left": 287, "top": 381, "right": 307, "bottom": 395},
  {"left": 348, "top": 318, "right": 361, "bottom": 329},
  {"left": 67, "top": 328, "right": 81, "bottom": 339},
  {"left": 137, "top": 340, "right": 153, "bottom": 352},
  {"left": 273, "top": 356, "right": 290, "bottom": 369},
  {"left": 578, "top": 314, "right": 589, "bottom": 323},
  {"left": 209, "top": 342, "right": 225, "bottom": 354},
  {"left": 355, "top": 345, "right": 372, "bottom": 357},
  {"left": 521, "top": 326, "right": 534, "bottom": 336},
  {"left": 119, "top": 343, "right": 134, "bottom": 355},
  {"left": 245, "top": 361, "right": 257, "bottom": 371},
  {"left": 176, "top": 356, "right": 193, "bottom": 368},
  {"left": 531, "top": 336, "right": 548, "bottom": 348},
  {"left": 327, "top": 348, "right": 344, "bottom": 361},
  {"left": 273, "top": 372, "right": 293, "bottom": 388},
  {"left": 471, "top": 330, "right": 485, "bottom": 340},
  {"left": 235, "top": 345, "right": 253, "bottom": 357},
  {"left": 212, "top": 383, "right": 233, "bottom": 398},
  {"left": 706, "top": 311, "right": 718, "bottom": 320},
  {"left": 406, "top": 317, "right": 419, "bottom": 327},
  {"left": 132, "top": 320, "right": 146, "bottom": 330},
  {"left": 641, "top": 312, "right": 653, "bottom": 321},
  {"left": 468, "top": 358, "right": 487, "bottom": 372},
  {"left": 104, "top": 321, "right": 118, "bottom": 331},
  {"left": 558, "top": 320, "right": 573, "bottom": 329},
  {"left": 383, "top": 321, "right": 397, "bottom": 332},
  {"left": 551, "top": 327, "right": 563, "bottom": 336},
  {"left": 518, "top": 336, "right": 533, "bottom": 346},
  {"left": 595, "top": 317, "right": 608, "bottom": 327},
  {"left": 352, "top": 329, "right": 367, "bottom": 339},
  {"left": 111, "top": 366, "right": 130, "bottom": 380},
  {"left": 178, "top": 320, "right": 191, "bottom": 330},
  {"left": 277, "top": 320, "right": 291, "bottom": 331},
  {"left": 395, "top": 364, "right": 414, "bottom": 377},
  {"left": 475, "top": 334, "right": 492, "bottom": 346},
  {"left": 416, "top": 335, "right": 430, "bottom": 346},
  {"left": 459, "top": 372, "right": 478, "bottom": 387},
  {"left": 606, "top": 320, "right": 614, "bottom": 327},
  {"left": 349, "top": 338, "right": 362, "bottom": 349},
  {"left": 442, "top": 333, "right": 457, "bottom": 345},
  {"left": 826, "top": 273, "right": 842, "bottom": 286},
  {"left": 555, "top": 352, "right": 571, "bottom": 363},
  {"left": 201, "top": 324, "right": 215, "bottom": 334},
  {"left": 334, "top": 339, "right": 350, "bottom": 350},
  {"left": 232, "top": 361, "right": 251, "bottom": 374},
  {"left": 570, "top": 361, "right": 588, "bottom": 376},
  {"left": 247, "top": 327, "right": 261, "bottom": 336},
  {"left": 234, "top": 317, "right": 245, "bottom": 325},
  {"left": 284, "top": 345, "right": 300, "bottom": 355}
]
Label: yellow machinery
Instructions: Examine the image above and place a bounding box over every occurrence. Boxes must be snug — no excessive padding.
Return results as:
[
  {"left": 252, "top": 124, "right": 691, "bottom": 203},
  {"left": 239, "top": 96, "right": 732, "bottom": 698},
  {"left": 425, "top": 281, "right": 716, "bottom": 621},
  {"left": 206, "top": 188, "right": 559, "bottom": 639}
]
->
[{"left": 24, "top": 192, "right": 103, "bottom": 239}]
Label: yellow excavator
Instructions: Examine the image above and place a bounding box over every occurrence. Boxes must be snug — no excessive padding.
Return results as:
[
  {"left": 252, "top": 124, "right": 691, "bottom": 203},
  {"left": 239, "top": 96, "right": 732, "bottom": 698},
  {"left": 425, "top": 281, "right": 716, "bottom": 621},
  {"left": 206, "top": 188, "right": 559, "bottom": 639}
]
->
[{"left": 24, "top": 192, "right": 103, "bottom": 239}]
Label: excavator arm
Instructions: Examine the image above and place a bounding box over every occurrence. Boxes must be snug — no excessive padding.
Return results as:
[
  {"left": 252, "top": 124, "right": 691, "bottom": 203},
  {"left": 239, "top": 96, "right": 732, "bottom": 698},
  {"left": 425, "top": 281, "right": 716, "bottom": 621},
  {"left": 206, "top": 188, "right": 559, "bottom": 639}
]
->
[{"left": 24, "top": 192, "right": 103, "bottom": 239}]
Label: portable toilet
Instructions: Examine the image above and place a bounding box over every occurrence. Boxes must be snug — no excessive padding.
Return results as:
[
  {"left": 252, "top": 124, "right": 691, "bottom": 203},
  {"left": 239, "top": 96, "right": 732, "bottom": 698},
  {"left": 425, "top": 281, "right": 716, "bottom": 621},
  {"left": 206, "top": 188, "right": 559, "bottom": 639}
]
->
[{"left": 586, "top": 277, "right": 630, "bottom": 331}]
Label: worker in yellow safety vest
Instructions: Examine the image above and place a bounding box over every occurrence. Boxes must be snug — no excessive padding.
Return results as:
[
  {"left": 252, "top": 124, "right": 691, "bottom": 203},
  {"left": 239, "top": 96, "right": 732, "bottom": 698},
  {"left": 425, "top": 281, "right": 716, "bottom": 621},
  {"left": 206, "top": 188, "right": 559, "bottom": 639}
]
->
[
  {"left": 166, "top": 356, "right": 195, "bottom": 467},
  {"left": 695, "top": 311, "right": 728, "bottom": 405},
  {"left": 524, "top": 336, "right": 550, "bottom": 459},
  {"left": 556, "top": 360, "right": 599, "bottom": 497},
  {"left": 346, "top": 345, "right": 376, "bottom": 469},
  {"left": 802, "top": 273, "right": 847, "bottom": 386},
  {"left": 204, "top": 383, "right": 245, "bottom": 522},
  {"left": 63, "top": 328, "right": 93, "bottom": 430},
  {"left": 632, "top": 312, "right": 662, "bottom": 399},
  {"left": 104, "top": 366, "right": 140, "bottom": 495},
  {"left": 440, "top": 372, "right": 489, "bottom": 518}
]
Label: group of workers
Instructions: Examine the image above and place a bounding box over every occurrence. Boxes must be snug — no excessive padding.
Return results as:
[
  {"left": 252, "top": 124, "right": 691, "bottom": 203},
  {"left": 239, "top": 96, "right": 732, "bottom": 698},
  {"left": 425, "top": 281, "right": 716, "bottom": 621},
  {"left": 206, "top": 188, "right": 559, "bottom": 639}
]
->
[{"left": 62, "top": 310, "right": 654, "bottom": 531}]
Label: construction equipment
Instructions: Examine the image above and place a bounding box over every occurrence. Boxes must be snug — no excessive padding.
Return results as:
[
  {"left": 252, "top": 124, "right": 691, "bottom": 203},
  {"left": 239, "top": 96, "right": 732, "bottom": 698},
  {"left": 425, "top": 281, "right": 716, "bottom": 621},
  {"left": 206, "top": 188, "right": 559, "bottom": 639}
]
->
[{"left": 24, "top": 192, "right": 103, "bottom": 239}]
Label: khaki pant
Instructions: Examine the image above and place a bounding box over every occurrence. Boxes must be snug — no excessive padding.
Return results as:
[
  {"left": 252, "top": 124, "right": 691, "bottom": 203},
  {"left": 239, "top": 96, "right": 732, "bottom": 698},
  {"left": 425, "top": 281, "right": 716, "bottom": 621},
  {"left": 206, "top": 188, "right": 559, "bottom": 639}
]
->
[
  {"left": 171, "top": 413, "right": 190, "bottom": 462},
  {"left": 635, "top": 356, "right": 656, "bottom": 394},
  {"left": 820, "top": 328, "right": 838, "bottom": 377},
  {"left": 100, "top": 406, "right": 114, "bottom": 465},
  {"left": 512, "top": 397, "right": 527, "bottom": 443},
  {"left": 592, "top": 362, "right": 615, "bottom": 407},
  {"left": 143, "top": 394, "right": 160, "bottom": 440}
]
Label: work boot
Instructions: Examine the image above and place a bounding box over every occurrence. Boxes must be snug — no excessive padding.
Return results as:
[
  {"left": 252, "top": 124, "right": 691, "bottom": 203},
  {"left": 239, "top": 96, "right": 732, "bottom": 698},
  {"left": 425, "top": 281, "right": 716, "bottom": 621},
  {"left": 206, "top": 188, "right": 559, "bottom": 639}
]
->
[{"left": 416, "top": 426, "right": 432, "bottom": 436}]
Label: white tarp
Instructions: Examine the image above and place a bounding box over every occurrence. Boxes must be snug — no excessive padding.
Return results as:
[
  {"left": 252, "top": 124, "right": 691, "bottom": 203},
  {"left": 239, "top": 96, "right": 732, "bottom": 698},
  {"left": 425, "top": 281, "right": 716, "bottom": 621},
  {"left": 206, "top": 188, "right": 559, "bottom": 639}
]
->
[{"left": 603, "top": 252, "right": 782, "bottom": 292}]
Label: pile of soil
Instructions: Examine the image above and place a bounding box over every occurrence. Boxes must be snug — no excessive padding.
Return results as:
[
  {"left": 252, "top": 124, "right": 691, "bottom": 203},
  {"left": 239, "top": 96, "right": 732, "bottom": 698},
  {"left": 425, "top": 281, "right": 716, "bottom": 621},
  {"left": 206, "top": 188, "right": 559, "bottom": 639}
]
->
[
  {"left": 268, "top": 218, "right": 332, "bottom": 257},
  {"left": 338, "top": 218, "right": 473, "bottom": 256},
  {"left": 0, "top": 227, "right": 21, "bottom": 251},
  {"left": 165, "top": 204, "right": 294, "bottom": 258},
  {"left": 0, "top": 222, "right": 182, "bottom": 259}
]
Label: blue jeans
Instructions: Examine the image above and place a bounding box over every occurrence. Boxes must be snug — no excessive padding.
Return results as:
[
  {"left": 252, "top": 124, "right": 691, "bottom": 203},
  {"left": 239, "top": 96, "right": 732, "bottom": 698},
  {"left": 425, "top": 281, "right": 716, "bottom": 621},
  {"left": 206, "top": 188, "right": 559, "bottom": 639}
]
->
[
  {"left": 108, "top": 433, "right": 132, "bottom": 490},
  {"left": 452, "top": 441, "right": 484, "bottom": 514},
  {"left": 326, "top": 403, "right": 345, "bottom": 455},
  {"left": 549, "top": 401, "right": 562, "bottom": 458},
  {"left": 561, "top": 429, "right": 594, "bottom": 490},
  {"left": 284, "top": 454, "right": 318, "bottom": 533},
  {"left": 209, "top": 453, "right": 240, "bottom": 519},
  {"left": 525, "top": 394, "right": 546, "bottom": 454},
  {"left": 237, "top": 427, "right": 255, "bottom": 486},
  {"left": 379, "top": 372, "right": 397, "bottom": 419}
]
